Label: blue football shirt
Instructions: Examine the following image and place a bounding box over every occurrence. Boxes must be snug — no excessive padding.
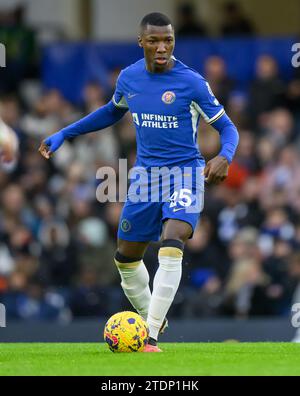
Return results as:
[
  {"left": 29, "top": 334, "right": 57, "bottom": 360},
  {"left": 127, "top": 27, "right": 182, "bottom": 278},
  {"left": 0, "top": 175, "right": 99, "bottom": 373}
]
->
[{"left": 112, "top": 57, "right": 225, "bottom": 169}]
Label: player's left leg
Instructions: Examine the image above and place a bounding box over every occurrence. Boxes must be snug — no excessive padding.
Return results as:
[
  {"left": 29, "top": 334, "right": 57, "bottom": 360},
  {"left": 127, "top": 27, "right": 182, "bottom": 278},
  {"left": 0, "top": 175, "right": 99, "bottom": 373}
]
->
[{"left": 146, "top": 219, "right": 192, "bottom": 348}]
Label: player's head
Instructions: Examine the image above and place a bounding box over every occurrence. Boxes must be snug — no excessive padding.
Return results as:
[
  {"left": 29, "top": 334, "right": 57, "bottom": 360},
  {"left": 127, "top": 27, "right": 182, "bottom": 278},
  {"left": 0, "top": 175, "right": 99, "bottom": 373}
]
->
[{"left": 138, "top": 12, "right": 175, "bottom": 72}]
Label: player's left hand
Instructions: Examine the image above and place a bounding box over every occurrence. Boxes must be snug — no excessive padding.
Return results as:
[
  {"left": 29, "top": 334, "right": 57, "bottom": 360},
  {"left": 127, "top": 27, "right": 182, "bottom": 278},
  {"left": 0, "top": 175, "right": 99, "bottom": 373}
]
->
[{"left": 203, "top": 155, "right": 229, "bottom": 185}]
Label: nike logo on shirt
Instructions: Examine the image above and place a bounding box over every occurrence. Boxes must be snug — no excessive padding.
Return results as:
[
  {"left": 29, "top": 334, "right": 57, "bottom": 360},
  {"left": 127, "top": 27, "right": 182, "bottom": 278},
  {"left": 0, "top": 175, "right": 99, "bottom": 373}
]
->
[{"left": 128, "top": 93, "right": 139, "bottom": 99}]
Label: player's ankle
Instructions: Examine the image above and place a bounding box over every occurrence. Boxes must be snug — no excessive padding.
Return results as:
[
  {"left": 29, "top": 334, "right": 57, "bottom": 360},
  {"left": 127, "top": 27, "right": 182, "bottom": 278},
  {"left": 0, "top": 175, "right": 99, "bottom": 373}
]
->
[{"left": 148, "top": 337, "right": 157, "bottom": 346}]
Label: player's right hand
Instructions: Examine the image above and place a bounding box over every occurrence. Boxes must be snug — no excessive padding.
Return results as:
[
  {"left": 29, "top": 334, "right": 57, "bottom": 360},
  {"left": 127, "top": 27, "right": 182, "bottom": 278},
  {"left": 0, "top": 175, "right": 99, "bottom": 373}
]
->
[{"left": 38, "top": 131, "right": 65, "bottom": 159}]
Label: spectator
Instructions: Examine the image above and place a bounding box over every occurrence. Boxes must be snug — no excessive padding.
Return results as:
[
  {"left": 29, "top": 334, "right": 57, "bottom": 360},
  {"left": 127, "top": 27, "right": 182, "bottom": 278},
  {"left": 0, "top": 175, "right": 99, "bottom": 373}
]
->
[
  {"left": 248, "top": 56, "right": 286, "bottom": 126},
  {"left": 0, "top": 117, "right": 19, "bottom": 165},
  {"left": 225, "top": 91, "right": 248, "bottom": 129},
  {"left": 0, "top": 5, "right": 39, "bottom": 93},
  {"left": 228, "top": 227, "right": 261, "bottom": 262},
  {"left": 70, "top": 268, "right": 112, "bottom": 317},
  {"left": 82, "top": 81, "right": 106, "bottom": 113},
  {"left": 238, "top": 177, "right": 265, "bottom": 228},
  {"left": 220, "top": 2, "right": 255, "bottom": 36},
  {"left": 3, "top": 272, "right": 69, "bottom": 321},
  {"left": 262, "top": 238, "right": 294, "bottom": 315},
  {"left": 176, "top": 3, "right": 207, "bottom": 37},
  {"left": 184, "top": 274, "right": 223, "bottom": 317},
  {"left": 260, "top": 109, "right": 295, "bottom": 148},
  {"left": 285, "top": 78, "right": 300, "bottom": 120},
  {"left": 259, "top": 146, "right": 300, "bottom": 213},
  {"left": 184, "top": 218, "right": 228, "bottom": 280},
  {"left": 204, "top": 56, "right": 235, "bottom": 107},
  {"left": 289, "top": 253, "right": 300, "bottom": 342},
  {"left": 231, "top": 130, "right": 260, "bottom": 174},
  {"left": 38, "top": 221, "right": 77, "bottom": 287},
  {"left": 222, "top": 258, "right": 273, "bottom": 317}
]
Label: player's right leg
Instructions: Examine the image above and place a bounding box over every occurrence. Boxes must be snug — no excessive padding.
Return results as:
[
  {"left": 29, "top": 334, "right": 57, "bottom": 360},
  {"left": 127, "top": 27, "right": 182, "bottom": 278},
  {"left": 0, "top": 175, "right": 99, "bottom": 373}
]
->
[
  {"left": 115, "top": 199, "right": 169, "bottom": 351},
  {"left": 114, "top": 199, "right": 161, "bottom": 321},
  {"left": 114, "top": 240, "right": 168, "bottom": 344},
  {"left": 114, "top": 239, "right": 151, "bottom": 321}
]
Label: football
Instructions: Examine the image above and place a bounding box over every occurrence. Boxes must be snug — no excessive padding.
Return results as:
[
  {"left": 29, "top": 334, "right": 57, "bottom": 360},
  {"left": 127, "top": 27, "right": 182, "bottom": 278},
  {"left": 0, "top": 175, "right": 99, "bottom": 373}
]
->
[{"left": 104, "top": 311, "right": 149, "bottom": 353}]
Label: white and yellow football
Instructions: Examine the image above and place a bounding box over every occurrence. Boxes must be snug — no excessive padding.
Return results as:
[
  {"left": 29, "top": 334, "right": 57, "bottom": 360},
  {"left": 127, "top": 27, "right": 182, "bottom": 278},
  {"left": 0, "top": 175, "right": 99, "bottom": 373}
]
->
[{"left": 104, "top": 311, "right": 149, "bottom": 353}]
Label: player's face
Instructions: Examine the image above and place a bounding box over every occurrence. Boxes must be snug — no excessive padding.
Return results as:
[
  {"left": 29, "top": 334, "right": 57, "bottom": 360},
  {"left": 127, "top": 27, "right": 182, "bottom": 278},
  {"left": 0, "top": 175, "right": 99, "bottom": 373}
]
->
[{"left": 138, "top": 24, "right": 175, "bottom": 73}]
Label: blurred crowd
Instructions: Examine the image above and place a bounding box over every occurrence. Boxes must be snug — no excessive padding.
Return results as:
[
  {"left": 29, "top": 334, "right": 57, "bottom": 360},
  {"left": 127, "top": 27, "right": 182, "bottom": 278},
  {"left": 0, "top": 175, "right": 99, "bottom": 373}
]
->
[
  {"left": 1, "top": 52, "right": 300, "bottom": 323},
  {"left": 176, "top": 1, "right": 255, "bottom": 37},
  {"left": 1, "top": 3, "right": 300, "bottom": 324}
]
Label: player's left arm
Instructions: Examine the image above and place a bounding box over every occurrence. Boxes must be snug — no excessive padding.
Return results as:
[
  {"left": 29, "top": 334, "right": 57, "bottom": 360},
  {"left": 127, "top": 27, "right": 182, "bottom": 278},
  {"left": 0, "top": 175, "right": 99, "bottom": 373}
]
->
[
  {"left": 193, "top": 77, "right": 239, "bottom": 184},
  {"left": 204, "top": 113, "right": 239, "bottom": 184}
]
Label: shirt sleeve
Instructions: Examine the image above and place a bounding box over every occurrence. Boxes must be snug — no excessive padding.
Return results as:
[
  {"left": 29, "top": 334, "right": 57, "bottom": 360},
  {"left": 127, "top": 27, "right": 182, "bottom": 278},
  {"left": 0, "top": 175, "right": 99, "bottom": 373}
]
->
[
  {"left": 193, "top": 77, "right": 225, "bottom": 124},
  {"left": 112, "top": 71, "right": 129, "bottom": 109}
]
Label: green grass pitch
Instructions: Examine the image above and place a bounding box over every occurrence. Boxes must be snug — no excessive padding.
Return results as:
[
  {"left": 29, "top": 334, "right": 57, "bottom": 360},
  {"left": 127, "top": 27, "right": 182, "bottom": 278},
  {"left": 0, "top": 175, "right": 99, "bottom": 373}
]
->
[{"left": 1, "top": 343, "right": 300, "bottom": 376}]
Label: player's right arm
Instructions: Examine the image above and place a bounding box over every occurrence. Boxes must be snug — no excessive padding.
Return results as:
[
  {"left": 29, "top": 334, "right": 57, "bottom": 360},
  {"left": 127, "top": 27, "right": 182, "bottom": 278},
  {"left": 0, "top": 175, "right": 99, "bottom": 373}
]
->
[{"left": 39, "top": 72, "right": 129, "bottom": 159}]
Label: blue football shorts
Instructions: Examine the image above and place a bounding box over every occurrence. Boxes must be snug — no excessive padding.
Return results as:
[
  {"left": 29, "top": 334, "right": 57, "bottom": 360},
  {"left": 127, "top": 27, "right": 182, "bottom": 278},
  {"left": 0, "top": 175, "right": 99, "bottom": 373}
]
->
[{"left": 118, "top": 161, "right": 205, "bottom": 242}]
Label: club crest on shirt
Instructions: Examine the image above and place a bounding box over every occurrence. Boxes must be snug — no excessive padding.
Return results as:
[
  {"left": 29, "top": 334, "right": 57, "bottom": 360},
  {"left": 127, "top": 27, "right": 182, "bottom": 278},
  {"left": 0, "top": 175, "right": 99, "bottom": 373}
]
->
[
  {"left": 162, "top": 91, "right": 176, "bottom": 104},
  {"left": 121, "top": 219, "right": 131, "bottom": 232}
]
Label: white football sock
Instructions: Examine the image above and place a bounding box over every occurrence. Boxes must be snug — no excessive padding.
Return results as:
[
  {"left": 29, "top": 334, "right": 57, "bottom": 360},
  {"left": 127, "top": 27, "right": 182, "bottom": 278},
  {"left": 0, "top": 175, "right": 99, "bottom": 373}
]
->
[
  {"left": 115, "top": 258, "right": 151, "bottom": 320},
  {"left": 147, "top": 246, "right": 183, "bottom": 340}
]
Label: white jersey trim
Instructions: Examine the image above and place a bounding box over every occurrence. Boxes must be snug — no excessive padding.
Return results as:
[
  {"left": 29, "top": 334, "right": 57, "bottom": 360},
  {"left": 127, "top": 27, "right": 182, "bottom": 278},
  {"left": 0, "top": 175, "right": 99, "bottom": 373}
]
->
[
  {"left": 112, "top": 94, "right": 129, "bottom": 109},
  {"left": 193, "top": 102, "right": 225, "bottom": 124},
  {"left": 190, "top": 102, "right": 200, "bottom": 143},
  {"left": 207, "top": 108, "right": 225, "bottom": 124}
]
